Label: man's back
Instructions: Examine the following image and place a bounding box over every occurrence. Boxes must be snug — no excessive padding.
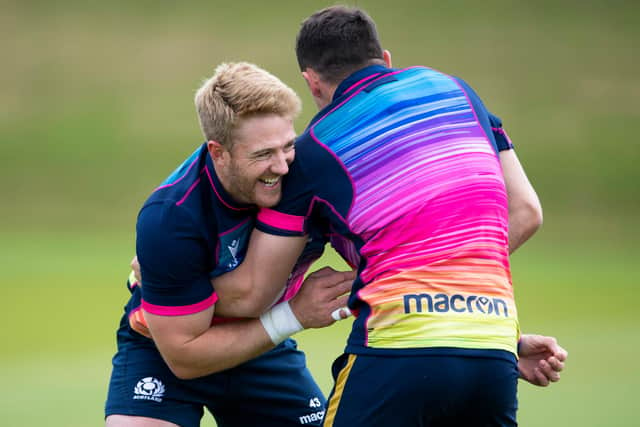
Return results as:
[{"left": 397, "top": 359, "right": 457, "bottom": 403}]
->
[{"left": 259, "top": 65, "right": 517, "bottom": 356}]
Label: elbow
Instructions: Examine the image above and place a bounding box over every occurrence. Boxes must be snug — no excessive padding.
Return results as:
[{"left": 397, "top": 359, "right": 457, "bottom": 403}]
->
[
  {"left": 521, "top": 203, "right": 543, "bottom": 235},
  {"left": 508, "top": 199, "right": 543, "bottom": 255},
  {"left": 166, "top": 358, "right": 218, "bottom": 380},
  {"left": 231, "top": 282, "right": 255, "bottom": 302},
  {"left": 160, "top": 347, "right": 220, "bottom": 379},
  {"left": 174, "top": 370, "right": 204, "bottom": 381},
  {"left": 527, "top": 200, "right": 543, "bottom": 232},
  {"left": 217, "top": 285, "right": 273, "bottom": 317},
  {"left": 164, "top": 357, "right": 197, "bottom": 380},
  {"left": 514, "top": 198, "right": 543, "bottom": 235},
  {"left": 221, "top": 283, "right": 261, "bottom": 312},
  {"left": 171, "top": 365, "right": 199, "bottom": 380}
]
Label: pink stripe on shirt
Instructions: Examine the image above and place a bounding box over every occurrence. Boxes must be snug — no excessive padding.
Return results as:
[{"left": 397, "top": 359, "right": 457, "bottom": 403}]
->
[
  {"left": 141, "top": 293, "right": 219, "bottom": 316},
  {"left": 258, "top": 209, "right": 305, "bottom": 233}
]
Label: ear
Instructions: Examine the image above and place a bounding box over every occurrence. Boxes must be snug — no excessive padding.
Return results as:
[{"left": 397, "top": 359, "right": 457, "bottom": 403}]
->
[
  {"left": 302, "top": 69, "right": 323, "bottom": 99},
  {"left": 207, "top": 140, "right": 225, "bottom": 160},
  {"left": 383, "top": 49, "right": 392, "bottom": 68}
]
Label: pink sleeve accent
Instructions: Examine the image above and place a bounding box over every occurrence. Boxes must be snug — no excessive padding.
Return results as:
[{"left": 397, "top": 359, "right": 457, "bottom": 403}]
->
[
  {"left": 141, "top": 293, "right": 218, "bottom": 316},
  {"left": 257, "top": 208, "right": 305, "bottom": 233},
  {"left": 492, "top": 127, "right": 513, "bottom": 146}
]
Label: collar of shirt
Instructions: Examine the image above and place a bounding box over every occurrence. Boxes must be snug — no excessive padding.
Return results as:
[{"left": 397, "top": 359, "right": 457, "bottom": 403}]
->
[
  {"left": 307, "top": 65, "right": 392, "bottom": 128},
  {"left": 333, "top": 64, "right": 391, "bottom": 101}
]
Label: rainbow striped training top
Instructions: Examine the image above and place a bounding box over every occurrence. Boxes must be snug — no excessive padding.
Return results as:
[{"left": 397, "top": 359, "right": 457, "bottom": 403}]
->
[{"left": 257, "top": 65, "right": 519, "bottom": 357}]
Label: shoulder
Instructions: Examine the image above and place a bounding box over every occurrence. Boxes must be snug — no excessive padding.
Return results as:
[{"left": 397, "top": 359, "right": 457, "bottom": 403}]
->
[
  {"left": 449, "top": 75, "right": 486, "bottom": 108},
  {"left": 138, "top": 199, "right": 199, "bottom": 231},
  {"left": 136, "top": 199, "right": 214, "bottom": 283},
  {"left": 447, "top": 74, "right": 515, "bottom": 151},
  {"left": 137, "top": 199, "right": 215, "bottom": 255}
]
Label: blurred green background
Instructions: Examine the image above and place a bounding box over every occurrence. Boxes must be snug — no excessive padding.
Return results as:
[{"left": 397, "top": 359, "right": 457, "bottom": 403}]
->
[{"left": 1, "top": 0, "right": 638, "bottom": 425}]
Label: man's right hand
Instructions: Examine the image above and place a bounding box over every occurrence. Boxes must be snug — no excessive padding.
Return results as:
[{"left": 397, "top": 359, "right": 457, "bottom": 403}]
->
[{"left": 289, "top": 267, "right": 355, "bottom": 329}]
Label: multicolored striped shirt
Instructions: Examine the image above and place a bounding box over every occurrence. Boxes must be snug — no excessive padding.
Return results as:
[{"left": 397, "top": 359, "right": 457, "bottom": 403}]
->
[{"left": 257, "top": 65, "right": 519, "bottom": 356}]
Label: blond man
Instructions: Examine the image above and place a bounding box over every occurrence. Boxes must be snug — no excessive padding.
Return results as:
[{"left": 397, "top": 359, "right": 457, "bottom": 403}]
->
[{"left": 105, "top": 62, "right": 352, "bottom": 427}]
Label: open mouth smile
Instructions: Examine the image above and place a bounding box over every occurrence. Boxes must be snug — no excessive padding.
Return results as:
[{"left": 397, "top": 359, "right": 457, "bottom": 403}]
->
[{"left": 259, "top": 177, "right": 280, "bottom": 188}]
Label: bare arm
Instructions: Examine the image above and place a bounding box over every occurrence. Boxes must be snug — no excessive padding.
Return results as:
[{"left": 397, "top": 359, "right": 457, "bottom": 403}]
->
[
  {"left": 500, "top": 149, "right": 543, "bottom": 254},
  {"left": 144, "top": 304, "right": 274, "bottom": 379},
  {"left": 212, "top": 230, "right": 309, "bottom": 317},
  {"left": 145, "top": 266, "right": 352, "bottom": 379},
  {"left": 132, "top": 241, "right": 305, "bottom": 319}
]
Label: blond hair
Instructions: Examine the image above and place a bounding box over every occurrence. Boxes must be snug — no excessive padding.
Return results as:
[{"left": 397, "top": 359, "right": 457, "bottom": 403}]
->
[{"left": 195, "top": 62, "right": 301, "bottom": 148}]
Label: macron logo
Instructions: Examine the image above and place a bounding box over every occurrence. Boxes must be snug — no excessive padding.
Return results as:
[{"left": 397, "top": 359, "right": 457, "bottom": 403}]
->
[
  {"left": 299, "top": 410, "right": 325, "bottom": 425},
  {"left": 403, "top": 293, "right": 509, "bottom": 317}
]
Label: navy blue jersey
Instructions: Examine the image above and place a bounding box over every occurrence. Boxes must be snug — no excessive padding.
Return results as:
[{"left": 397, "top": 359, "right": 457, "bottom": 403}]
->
[
  {"left": 136, "top": 144, "right": 256, "bottom": 315},
  {"left": 134, "top": 143, "right": 325, "bottom": 319},
  {"left": 107, "top": 144, "right": 329, "bottom": 426}
]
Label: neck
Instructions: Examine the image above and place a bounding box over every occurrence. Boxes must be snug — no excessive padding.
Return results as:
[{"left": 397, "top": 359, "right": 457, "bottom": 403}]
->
[
  {"left": 315, "top": 82, "right": 338, "bottom": 110},
  {"left": 210, "top": 155, "right": 233, "bottom": 196}
]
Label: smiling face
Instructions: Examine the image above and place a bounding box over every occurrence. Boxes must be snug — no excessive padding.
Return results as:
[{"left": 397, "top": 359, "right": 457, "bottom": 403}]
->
[{"left": 211, "top": 113, "right": 296, "bottom": 207}]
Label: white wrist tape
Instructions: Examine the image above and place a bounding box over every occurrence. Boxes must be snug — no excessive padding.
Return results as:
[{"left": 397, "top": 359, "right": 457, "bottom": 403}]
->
[
  {"left": 331, "top": 306, "right": 352, "bottom": 321},
  {"left": 260, "top": 301, "right": 303, "bottom": 345}
]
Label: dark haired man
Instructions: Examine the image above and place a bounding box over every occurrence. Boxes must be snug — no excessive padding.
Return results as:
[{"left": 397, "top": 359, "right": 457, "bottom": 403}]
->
[{"left": 213, "top": 6, "right": 566, "bottom": 427}]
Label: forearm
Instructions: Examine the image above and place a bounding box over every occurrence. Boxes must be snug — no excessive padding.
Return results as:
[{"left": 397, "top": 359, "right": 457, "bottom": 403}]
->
[
  {"left": 213, "top": 291, "right": 283, "bottom": 318},
  {"left": 147, "top": 265, "right": 355, "bottom": 379},
  {"left": 212, "top": 264, "right": 286, "bottom": 317},
  {"left": 151, "top": 317, "right": 275, "bottom": 379},
  {"left": 211, "top": 230, "right": 308, "bottom": 317}
]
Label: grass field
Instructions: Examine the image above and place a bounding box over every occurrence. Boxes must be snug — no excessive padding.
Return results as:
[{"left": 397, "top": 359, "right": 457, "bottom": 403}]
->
[
  {"left": 1, "top": 227, "right": 637, "bottom": 426},
  {"left": 2, "top": 1, "right": 639, "bottom": 426}
]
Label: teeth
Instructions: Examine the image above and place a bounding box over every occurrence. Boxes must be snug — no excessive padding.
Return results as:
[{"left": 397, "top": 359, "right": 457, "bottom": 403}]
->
[{"left": 261, "top": 177, "right": 279, "bottom": 187}]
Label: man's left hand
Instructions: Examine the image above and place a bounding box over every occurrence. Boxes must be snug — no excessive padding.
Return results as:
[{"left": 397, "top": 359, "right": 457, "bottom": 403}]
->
[{"left": 518, "top": 334, "right": 568, "bottom": 386}]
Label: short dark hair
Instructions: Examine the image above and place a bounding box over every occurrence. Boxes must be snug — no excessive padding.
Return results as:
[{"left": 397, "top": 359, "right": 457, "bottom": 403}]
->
[{"left": 295, "top": 5, "right": 385, "bottom": 84}]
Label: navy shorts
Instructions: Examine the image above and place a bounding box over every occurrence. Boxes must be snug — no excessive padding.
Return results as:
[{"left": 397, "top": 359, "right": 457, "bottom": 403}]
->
[
  {"left": 105, "top": 316, "right": 326, "bottom": 426},
  {"left": 324, "top": 351, "right": 519, "bottom": 427}
]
